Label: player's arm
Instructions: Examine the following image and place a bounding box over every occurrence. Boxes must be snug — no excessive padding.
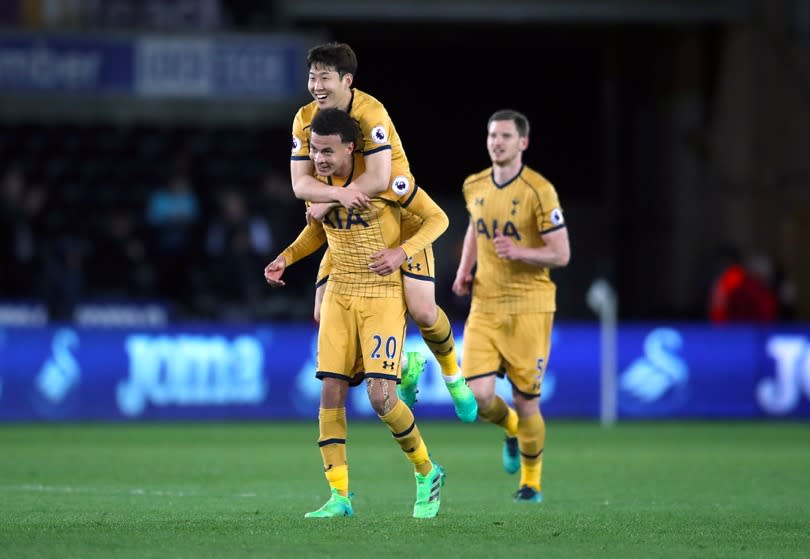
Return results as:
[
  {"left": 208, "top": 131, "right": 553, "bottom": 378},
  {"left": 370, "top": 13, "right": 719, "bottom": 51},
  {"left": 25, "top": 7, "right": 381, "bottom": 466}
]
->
[
  {"left": 306, "top": 201, "right": 339, "bottom": 223},
  {"left": 264, "top": 220, "right": 326, "bottom": 286},
  {"left": 289, "top": 108, "right": 369, "bottom": 208},
  {"left": 368, "top": 187, "right": 448, "bottom": 276},
  {"left": 346, "top": 149, "right": 391, "bottom": 197},
  {"left": 283, "top": 220, "right": 327, "bottom": 266},
  {"left": 452, "top": 218, "right": 477, "bottom": 296},
  {"left": 304, "top": 152, "right": 391, "bottom": 221},
  {"left": 347, "top": 108, "right": 395, "bottom": 197},
  {"left": 493, "top": 226, "right": 570, "bottom": 268},
  {"left": 398, "top": 188, "right": 448, "bottom": 258},
  {"left": 291, "top": 159, "right": 369, "bottom": 209}
]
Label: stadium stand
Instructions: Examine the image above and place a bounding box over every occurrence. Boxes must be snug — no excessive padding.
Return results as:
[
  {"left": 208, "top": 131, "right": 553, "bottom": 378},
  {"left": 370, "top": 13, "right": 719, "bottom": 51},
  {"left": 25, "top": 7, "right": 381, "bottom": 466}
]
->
[{"left": 0, "top": 121, "right": 315, "bottom": 321}]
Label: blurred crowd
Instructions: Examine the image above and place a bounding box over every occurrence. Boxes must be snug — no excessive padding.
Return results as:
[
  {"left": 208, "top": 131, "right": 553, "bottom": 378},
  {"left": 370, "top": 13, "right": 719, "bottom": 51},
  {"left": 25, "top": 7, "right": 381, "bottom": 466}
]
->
[
  {"left": 0, "top": 118, "right": 800, "bottom": 324},
  {"left": 3, "top": 153, "right": 797, "bottom": 325},
  {"left": 0, "top": 157, "right": 319, "bottom": 322}
]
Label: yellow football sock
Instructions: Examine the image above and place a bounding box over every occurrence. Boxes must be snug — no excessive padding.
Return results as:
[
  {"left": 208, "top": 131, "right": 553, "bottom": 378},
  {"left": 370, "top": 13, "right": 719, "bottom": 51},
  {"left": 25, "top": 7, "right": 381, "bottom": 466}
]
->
[
  {"left": 325, "top": 465, "right": 348, "bottom": 495},
  {"left": 318, "top": 407, "right": 348, "bottom": 495},
  {"left": 517, "top": 412, "right": 545, "bottom": 491},
  {"left": 379, "top": 400, "right": 432, "bottom": 476},
  {"left": 419, "top": 308, "right": 459, "bottom": 376},
  {"left": 478, "top": 396, "right": 519, "bottom": 437}
]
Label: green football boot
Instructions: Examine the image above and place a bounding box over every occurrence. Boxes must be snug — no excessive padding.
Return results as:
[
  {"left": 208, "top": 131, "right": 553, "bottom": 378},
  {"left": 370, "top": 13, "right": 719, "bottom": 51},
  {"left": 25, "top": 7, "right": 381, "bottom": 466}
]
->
[
  {"left": 304, "top": 488, "right": 354, "bottom": 518},
  {"left": 397, "top": 351, "right": 426, "bottom": 409},
  {"left": 413, "top": 463, "right": 445, "bottom": 519},
  {"left": 502, "top": 436, "right": 520, "bottom": 474},
  {"left": 445, "top": 378, "right": 478, "bottom": 423}
]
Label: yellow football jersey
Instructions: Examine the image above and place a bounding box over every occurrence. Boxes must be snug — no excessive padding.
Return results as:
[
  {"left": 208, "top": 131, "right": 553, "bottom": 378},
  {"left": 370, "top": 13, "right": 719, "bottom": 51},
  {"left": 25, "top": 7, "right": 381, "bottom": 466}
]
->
[
  {"left": 280, "top": 152, "right": 447, "bottom": 277},
  {"left": 290, "top": 88, "right": 416, "bottom": 194},
  {"left": 462, "top": 165, "right": 566, "bottom": 314},
  {"left": 321, "top": 197, "right": 404, "bottom": 298},
  {"left": 306, "top": 153, "right": 446, "bottom": 298}
]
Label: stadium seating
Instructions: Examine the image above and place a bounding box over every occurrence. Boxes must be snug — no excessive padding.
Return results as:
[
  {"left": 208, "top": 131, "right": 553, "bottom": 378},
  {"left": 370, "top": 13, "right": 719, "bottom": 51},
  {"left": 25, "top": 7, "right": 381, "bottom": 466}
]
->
[{"left": 0, "top": 120, "right": 312, "bottom": 321}]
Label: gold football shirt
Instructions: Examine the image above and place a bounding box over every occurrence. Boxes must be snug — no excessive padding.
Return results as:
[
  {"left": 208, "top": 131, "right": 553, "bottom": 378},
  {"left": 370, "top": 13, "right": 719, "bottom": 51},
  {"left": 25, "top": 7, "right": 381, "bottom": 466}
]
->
[
  {"left": 283, "top": 153, "right": 447, "bottom": 298},
  {"left": 462, "top": 165, "right": 565, "bottom": 313},
  {"left": 291, "top": 88, "right": 416, "bottom": 193}
]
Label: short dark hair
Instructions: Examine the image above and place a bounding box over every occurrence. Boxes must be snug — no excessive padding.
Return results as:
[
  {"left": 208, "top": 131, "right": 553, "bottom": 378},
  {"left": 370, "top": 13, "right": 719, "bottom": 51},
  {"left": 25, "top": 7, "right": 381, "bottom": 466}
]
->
[
  {"left": 306, "top": 42, "right": 358, "bottom": 78},
  {"left": 311, "top": 108, "right": 361, "bottom": 145},
  {"left": 488, "top": 109, "right": 530, "bottom": 137}
]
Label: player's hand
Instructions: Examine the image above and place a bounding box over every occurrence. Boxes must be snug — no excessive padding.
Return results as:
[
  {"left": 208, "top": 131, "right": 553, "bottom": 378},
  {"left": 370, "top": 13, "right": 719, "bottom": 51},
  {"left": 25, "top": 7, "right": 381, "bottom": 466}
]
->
[
  {"left": 369, "top": 248, "right": 407, "bottom": 276},
  {"left": 452, "top": 270, "right": 473, "bottom": 296},
  {"left": 264, "top": 255, "right": 287, "bottom": 287},
  {"left": 307, "top": 202, "right": 336, "bottom": 223},
  {"left": 336, "top": 188, "right": 371, "bottom": 210},
  {"left": 493, "top": 231, "right": 522, "bottom": 260}
]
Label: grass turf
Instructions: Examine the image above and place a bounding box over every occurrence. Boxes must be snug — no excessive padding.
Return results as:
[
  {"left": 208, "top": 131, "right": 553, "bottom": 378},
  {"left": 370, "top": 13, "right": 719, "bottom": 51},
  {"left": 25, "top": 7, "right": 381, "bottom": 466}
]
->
[{"left": 1, "top": 421, "right": 808, "bottom": 558}]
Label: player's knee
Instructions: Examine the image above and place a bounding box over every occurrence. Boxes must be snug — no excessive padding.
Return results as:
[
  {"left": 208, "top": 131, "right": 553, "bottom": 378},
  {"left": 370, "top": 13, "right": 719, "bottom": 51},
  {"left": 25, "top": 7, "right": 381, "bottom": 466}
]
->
[
  {"left": 407, "top": 302, "right": 437, "bottom": 328},
  {"left": 474, "top": 392, "right": 496, "bottom": 410},
  {"left": 321, "top": 378, "right": 347, "bottom": 407},
  {"left": 468, "top": 380, "right": 495, "bottom": 408},
  {"left": 365, "top": 379, "right": 395, "bottom": 415},
  {"left": 514, "top": 394, "right": 541, "bottom": 416}
]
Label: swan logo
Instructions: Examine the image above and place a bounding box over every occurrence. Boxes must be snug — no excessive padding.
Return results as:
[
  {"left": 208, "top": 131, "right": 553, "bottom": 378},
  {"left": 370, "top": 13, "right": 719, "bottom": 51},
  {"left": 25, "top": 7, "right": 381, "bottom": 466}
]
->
[
  {"left": 36, "top": 329, "right": 81, "bottom": 403},
  {"left": 619, "top": 328, "right": 689, "bottom": 415}
]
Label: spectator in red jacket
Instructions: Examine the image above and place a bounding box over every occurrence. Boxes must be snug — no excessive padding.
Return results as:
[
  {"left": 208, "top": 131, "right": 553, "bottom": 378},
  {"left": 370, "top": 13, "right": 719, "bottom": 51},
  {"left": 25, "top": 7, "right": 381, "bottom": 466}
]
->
[{"left": 709, "top": 246, "right": 778, "bottom": 323}]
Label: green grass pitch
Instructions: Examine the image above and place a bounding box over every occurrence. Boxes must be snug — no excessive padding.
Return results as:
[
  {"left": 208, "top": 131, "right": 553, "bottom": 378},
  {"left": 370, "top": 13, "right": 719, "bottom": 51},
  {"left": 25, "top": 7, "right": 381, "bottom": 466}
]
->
[{"left": 1, "top": 420, "right": 808, "bottom": 558}]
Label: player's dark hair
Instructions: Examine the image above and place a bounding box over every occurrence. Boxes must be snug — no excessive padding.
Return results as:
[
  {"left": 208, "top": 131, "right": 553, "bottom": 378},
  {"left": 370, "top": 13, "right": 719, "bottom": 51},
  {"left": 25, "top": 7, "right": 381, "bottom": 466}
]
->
[
  {"left": 311, "top": 108, "right": 361, "bottom": 146},
  {"left": 488, "top": 109, "right": 530, "bottom": 137},
  {"left": 307, "top": 42, "right": 358, "bottom": 78}
]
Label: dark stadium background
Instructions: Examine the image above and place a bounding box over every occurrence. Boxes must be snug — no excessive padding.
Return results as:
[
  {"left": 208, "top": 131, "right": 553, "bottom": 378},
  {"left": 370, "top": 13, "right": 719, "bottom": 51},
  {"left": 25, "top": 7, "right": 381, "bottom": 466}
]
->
[
  {"left": 260, "top": 8, "right": 807, "bottom": 322},
  {"left": 1, "top": 1, "right": 807, "bottom": 324},
  {"left": 322, "top": 23, "right": 665, "bottom": 320}
]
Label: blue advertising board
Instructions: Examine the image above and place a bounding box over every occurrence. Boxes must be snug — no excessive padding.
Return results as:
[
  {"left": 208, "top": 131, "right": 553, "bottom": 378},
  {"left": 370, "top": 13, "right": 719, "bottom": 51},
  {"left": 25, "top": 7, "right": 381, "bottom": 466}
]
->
[
  {"left": 0, "top": 32, "right": 307, "bottom": 99},
  {"left": 0, "top": 35, "right": 133, "bottom": 93},
  {"left": 0, "top": 322, "right": 808, "bottom": 421},
  {"left": 133, "top": 35, "right": 306, "bottom": 98}
]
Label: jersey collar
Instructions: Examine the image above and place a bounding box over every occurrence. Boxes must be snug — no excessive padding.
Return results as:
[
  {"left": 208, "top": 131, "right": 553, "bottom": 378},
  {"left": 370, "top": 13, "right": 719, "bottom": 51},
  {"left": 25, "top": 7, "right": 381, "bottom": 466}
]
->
[{"left": 491, "top": 164, "right": 524, "bottom": 189}]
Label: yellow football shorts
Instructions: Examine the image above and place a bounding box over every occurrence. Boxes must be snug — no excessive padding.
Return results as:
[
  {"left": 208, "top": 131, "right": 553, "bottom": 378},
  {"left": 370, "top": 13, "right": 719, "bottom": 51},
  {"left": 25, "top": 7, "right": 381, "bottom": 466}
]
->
[
  {"left": 461, "top": 311, "right": 555, "bottom": 398},
  {"left": 316, "top": 291, "right": 407, "bottom": 384}
]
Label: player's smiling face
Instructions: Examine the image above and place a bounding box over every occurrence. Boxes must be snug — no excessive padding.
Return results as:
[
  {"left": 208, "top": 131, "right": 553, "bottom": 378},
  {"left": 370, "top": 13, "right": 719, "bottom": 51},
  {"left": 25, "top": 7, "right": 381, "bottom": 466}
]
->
[
  {"left": 487, "top": 119, "right": 528, "bottom": 166},
  {"left": 309, "top": 132, "right": 354, "bottom": 177},
  {"left": 308, "top": 64, "right": 353, "bottom": 110}
]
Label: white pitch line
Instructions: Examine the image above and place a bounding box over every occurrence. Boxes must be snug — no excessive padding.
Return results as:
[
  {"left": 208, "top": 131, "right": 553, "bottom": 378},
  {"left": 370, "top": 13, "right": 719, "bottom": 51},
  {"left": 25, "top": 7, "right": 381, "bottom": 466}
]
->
[{"left": 0, "top": 484, "right": 257, "bottom": 498}]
